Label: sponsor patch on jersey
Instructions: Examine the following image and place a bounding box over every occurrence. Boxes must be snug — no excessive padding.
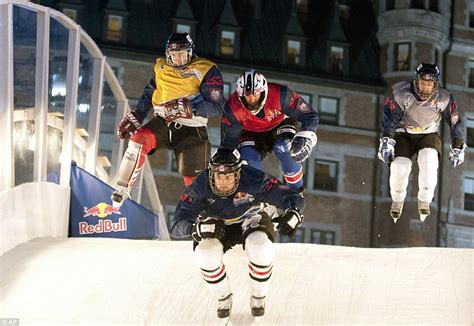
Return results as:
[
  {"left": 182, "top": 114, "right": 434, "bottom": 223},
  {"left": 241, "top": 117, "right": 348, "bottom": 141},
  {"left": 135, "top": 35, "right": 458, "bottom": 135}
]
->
[
  {"left": 267, "top": 109, "right": 280, "bottom": 121},
  {"left": 296, "top": 99, "right": 311, "bottom": 113},
  {"left": 451, "top": 112, "right": 459, "bottom": 126},
  {"left": 210, "top": 88, "right": 222, "bottom": 101},
  {"left": 403, "top": 97, "right": 413, "bottom": 108},
  {"left": 181, "top": 69, "right": 198, "bottom": 78},
  {"left": 233, "top": 192, "right": 254, "bottom": 206},
  {"left": 207, "top": 198, "right": 216, "bottom": 204}
]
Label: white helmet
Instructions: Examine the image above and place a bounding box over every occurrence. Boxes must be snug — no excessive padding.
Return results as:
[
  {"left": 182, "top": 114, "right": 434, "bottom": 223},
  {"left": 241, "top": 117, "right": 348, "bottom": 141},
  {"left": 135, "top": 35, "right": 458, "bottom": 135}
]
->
[{"left": 236, "top": 69, "right": 268, "bottom": 115}]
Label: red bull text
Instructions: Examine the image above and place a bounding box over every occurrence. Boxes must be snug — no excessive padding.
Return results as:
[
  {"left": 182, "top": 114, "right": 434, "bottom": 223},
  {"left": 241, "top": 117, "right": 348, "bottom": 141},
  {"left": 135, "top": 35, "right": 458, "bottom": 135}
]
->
[{"left": 79, "top": 218, "right": 128, "bottom": 235}]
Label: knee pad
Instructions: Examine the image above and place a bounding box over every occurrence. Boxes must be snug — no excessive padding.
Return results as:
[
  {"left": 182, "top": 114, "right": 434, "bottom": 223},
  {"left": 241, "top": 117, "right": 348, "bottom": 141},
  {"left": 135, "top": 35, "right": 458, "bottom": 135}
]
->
[
  {"left": 194, "top": 238, "right": 224, "bottom": 270},
  {"left": 417, "top": 148, "right": 439, "bottom": 203},
  {"left": 390, "top": 157, "right": 412, "bottom": 202},
  {"left": 130, "top": 127, "right": 156, "bottom": 154},
  {"left": 240, "top": 146, "right": 263, "bottom": 171},
  {"left": 245, "top": 231, "right": 275, "bottom": 266},
  {"left": 273, "top": 137, "right": 291, "bottom": 157}
]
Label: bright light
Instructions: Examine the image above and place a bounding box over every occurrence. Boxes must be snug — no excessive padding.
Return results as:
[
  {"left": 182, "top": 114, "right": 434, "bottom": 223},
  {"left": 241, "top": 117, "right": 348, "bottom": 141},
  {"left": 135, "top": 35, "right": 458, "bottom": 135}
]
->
[
  {"left": 51, "top": 85, "right": 66, "bottom": 97},
  {"left": 78, "top": 103, "right": 90, "bottom": 113}
]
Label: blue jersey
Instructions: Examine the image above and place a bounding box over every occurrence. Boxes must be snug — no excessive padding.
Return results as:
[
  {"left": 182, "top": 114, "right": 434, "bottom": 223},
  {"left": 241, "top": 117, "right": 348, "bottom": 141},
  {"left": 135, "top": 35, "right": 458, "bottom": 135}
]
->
[{"left": 170, "top": 165, "right": 305, "bottom": 240}]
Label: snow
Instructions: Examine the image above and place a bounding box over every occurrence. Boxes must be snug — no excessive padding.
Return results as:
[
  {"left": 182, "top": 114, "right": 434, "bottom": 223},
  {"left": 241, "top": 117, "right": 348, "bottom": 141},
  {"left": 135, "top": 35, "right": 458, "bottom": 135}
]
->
[{"left": 0, "top": 237, "right": 472, "bottom": 325}]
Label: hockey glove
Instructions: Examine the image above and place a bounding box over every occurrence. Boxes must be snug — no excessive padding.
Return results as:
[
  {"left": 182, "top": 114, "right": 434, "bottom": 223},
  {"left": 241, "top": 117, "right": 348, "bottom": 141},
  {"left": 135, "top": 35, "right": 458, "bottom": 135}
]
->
[
  {"left": 162, "top": 98, "right": 193, "bottom": 122},
  {"left": 191, "top": 217, "right": 226, "bottom": 242},
  {"left": 290, "top": 131, "right": 318, "bottom": 162},
  {"left": 272, "top": 209, "right": 303, "bottom": 239},
  {"left": 378, "top": 137, "right": 396, "bottom": 164},
  {"left": 117, "top": 111, "right": 141, "bottom": 140},
  {"left": 449, "top": 143, "right": 467, "bottom": 168}
]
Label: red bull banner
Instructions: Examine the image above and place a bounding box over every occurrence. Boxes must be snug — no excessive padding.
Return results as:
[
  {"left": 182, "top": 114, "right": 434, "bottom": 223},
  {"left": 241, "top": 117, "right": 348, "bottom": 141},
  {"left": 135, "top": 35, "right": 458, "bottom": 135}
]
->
[{"left": 69, "top": 162, "right": 159, "bottom": 239}]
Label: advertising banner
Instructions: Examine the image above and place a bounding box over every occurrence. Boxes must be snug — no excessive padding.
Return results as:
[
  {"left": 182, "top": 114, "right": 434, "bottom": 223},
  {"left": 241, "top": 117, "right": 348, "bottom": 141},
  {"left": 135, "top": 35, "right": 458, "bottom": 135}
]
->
[{"left": 69, "top": 162, "right": 159, "bottom": 239}]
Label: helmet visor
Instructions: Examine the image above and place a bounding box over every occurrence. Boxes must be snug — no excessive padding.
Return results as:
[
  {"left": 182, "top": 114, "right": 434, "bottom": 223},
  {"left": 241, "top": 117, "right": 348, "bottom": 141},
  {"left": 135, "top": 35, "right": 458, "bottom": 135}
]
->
[{"left": 209, "top": 165, "right": 240, "bottom": 197}]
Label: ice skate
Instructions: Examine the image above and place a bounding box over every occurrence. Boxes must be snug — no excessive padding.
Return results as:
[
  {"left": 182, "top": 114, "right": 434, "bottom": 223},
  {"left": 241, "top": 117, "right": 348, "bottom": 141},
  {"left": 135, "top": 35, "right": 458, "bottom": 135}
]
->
[
  {"left": 111, "top": 185, "right": 130, "bottom": 208},
  {"left": 418, "top": 200, "right": 430, "bottom": 222},
  {"left": 250, "top": 295, "right": 265, "bottom": 320},
  {"left": 390, "top": 201, "right": 404, "bottom": 223},
  {"left": 217, "top": 293, "right": 232, "bottom": 323}
]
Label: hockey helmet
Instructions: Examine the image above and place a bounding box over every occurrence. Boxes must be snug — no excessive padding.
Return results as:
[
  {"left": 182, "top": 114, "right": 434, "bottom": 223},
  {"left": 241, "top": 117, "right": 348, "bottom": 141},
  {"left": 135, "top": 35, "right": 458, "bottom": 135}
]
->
[
  {"left": 209, "top": 148, "right": 242, "bottom": 197},
  {"left": 414, "top": 63, "right": 440, "bottom": 100},
  {"left": 165, "top": 33, "right": 194, "bottom": 68},
  {"left": 236, "top": 69, "right": 268, "bottom": 115}
]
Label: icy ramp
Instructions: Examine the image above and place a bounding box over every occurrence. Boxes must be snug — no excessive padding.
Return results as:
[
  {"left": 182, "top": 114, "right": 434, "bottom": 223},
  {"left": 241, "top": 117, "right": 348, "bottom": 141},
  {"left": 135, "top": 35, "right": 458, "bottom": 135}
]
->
[{"left": 0, "top": 238, "right": 472, "bottom": 325}]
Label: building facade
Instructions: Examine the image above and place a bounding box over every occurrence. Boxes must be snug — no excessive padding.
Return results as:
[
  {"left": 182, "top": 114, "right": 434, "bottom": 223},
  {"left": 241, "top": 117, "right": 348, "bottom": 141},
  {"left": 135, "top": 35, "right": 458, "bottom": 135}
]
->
[{"left": 39, "top": 0, "right": 473, "bottom": 247}]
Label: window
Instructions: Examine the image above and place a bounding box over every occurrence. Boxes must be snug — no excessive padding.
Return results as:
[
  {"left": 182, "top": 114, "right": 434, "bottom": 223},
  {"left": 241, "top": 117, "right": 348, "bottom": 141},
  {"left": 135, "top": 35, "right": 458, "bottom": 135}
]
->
[
  {"left": 470, "top": 0, "right": 474, "bottom": 28},
  {"left": 176, "top": 24, "right": 191, "bottom": 34},
  {"left": 106, "top": 15, "right": 123, "bottom": 42},
  {"left": 287, "top": 40, "right": 301, "bottom": 65},
  {"left": 329, "top": 46, "right": 344, "bottom": 73},
  {"left": 220, "top": 31, "right": 235, "bottom": 56},
  {"left": 313, "top": 159, "right": 338, "bottom": 192},
  {"left": 62, "top": 8, "right": 77, "bottom": 21},
  {"left": 318, "top": 96, "right": 338, "bottom": 125},
  {"left": 280, "top": 228, "right": 305, "bottom": 243},
  {"left": 339, "top": 5, "right": 350, "bottom": 19},
  {"left": 429, "top": 0, "right": 438, "bottom": 11},
  {"left": 223, "top": 82, "right": 232, "bottom": 99},
  {"left": 394, "top": 43, "right": 410, "bottom": 71},
  {"left": 464, "top": 177, "right": 474, "bottom": 211},
  {"left": 311, "top": 229, "right": 335, "bottom": 245},
  {"left": 296, "top": 0, "right": 308, "bottom": 14},
  {"left": 469, "top": 58, "right": 474, "bottom": 88},
  {"left": 466, "top": 118, "right": 474, "bottom": 147},
  {"left": 386, "top": 0, "right": 395, "bottom": 10}
]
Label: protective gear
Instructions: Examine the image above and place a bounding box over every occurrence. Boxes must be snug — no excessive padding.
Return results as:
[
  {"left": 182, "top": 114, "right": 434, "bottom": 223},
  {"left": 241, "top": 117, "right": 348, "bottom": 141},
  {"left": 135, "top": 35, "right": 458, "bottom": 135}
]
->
[
  {"left": 236, "top": 69, "right": 268, "bottom": 115},
  {"left": 449, "top": 143, "right": 466, "bottom": 168},
  {"left": 378, "top": 137, "right": 396, "bottom": 164},
  {"left": 390, "top": 157, "right": 412, "bottom": 203},
  {"left": 417, "top": 147, "right": 438, "bottom": 203},
  {"left": 245, "top": 231, "right": 274, "bottom": 299},
  {"left": 117, "top": 111, "right": 141, "bottom": 139},
  {"left": 414, "top": 63, "right": 440, "bottom": 100},
  {"left": 194, "top": 239, "right": 231, "bottom": 304},
  {"left": 272, "top": 208, "right": 303, "bottom": 238},
  {"left": 191, "top": 217, "right": 226, "bottom": 242},
  {"left": 160, "top": 98, "right": 193, "bottom": 122},
  {"left": 165, "top": 33, "right": 194, "bottom": 68},
  {"left": 289, "top": 131, "right": 317, "bottom": 162},
  {"left": 209, "top": 148, "right": 242, "bottom": 197}
]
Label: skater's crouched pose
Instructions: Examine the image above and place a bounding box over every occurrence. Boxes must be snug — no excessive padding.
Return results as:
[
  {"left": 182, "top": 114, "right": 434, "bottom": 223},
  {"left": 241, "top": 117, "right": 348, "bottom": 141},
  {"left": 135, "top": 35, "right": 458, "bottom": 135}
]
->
[{"left": 170, "top": 148, "right": 305, "bottom": 321}]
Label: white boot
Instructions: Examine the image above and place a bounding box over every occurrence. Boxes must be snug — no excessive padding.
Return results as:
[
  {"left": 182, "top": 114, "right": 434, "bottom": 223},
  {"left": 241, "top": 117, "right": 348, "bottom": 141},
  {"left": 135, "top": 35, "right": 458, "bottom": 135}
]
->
[
  {"left": 111, "top": 185, "right": 130, "bottom": 208},
  {"left": 390, "top": 201, "right": 404, "bottom": 223},
  {"left": 250, "top": 295, "right": 265, "bottom": 318},
  {"left": 418, "top": 200, "right": 430, "bottom": 222},
  {"left": 217, "top": 293, "right": 233, "bottom": 321}
]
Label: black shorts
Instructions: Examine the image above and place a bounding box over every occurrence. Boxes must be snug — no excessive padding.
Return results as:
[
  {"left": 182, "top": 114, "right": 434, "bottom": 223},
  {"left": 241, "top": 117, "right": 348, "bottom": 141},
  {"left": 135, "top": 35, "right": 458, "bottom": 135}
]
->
[
  {"left": 193, "top": 210, "right": 276, "bottom": 253},
  {"left": 394, "top": 132, "right": 442, "bottom": 160},
  {"left": 142, "top": 116, "right": 211, "bottom": 176},
  {"left": 238, "top": 118, "right": 297, "bottom": 158}
]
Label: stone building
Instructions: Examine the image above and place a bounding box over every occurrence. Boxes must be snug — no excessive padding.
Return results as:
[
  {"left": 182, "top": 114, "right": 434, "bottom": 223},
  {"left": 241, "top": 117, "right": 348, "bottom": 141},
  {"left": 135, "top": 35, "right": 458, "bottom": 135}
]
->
[{"left": 39, "top": 0, "right": 473, "bottom": 247}]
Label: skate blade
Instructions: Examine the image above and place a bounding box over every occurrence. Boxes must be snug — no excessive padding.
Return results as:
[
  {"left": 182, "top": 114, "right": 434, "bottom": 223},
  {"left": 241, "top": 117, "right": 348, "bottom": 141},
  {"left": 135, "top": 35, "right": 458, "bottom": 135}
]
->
[
  {"left": 392, "top": 216, "right": 399, "bottom": 224},
  {"left": 220, "top": 316, "right": 230, "bottom": 325},
  {"left": 419, "top": 214, "right": 428, "bottom": 222},
  {"left": 254, "top": 317, "right": 261, "bottom": 323}
]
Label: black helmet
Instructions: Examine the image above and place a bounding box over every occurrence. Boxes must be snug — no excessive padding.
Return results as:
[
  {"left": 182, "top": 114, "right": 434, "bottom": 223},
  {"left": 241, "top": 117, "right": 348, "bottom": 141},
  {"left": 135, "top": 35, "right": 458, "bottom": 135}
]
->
[
  {"left": 209, "top": 148, "right": 242, "bottom": 197},
  {"left": 165, "top": 33, "right": 194, "bottom": 68},
  {"left": 414, "top": 63, "right": 440, "bottom": 100}
]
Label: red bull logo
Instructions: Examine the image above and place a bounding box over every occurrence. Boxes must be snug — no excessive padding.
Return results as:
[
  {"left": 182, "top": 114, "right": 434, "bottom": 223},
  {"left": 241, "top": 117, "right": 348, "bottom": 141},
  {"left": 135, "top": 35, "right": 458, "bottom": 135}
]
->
[
  {"left": 79, "top": 218, "right": 128, "bottom": 235},
  {"left": 83, "top": 202, "right": 121, "bottom": 218}
]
